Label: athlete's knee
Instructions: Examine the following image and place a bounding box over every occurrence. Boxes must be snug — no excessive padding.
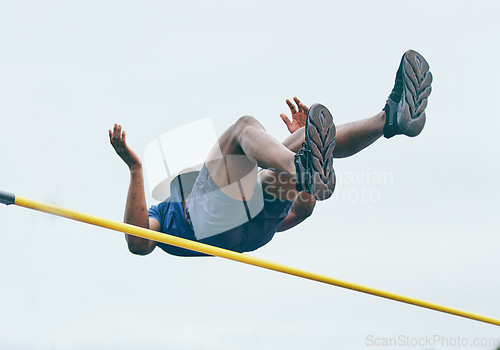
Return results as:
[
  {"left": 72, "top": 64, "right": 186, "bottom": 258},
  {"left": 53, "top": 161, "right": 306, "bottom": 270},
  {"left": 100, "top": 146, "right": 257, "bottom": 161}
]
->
[
  {"left": 235, "top": 115, "right": 262, "bottom": 129},
  {"left": 233, "top": 115, "right": 262, "bottom": 138}
]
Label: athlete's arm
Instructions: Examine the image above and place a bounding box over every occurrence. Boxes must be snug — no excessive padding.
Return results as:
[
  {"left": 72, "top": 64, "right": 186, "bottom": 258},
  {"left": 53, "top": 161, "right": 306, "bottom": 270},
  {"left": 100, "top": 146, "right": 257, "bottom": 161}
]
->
[
  {"left": 109, "top": 124, "right": 157, "bottom": 255},
  {"left": 277, "top": 192, "right": 316, "bottom": 232}
]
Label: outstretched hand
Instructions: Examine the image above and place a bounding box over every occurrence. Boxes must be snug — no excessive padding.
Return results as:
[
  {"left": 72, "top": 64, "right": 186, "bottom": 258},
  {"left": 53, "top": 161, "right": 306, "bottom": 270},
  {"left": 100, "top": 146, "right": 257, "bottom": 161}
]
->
[
  {"left": 109, "top": 124, "right": 142, "bottom": 171},
  {"left": 280, "top": 97, "right": 309, "bottom": 134}
]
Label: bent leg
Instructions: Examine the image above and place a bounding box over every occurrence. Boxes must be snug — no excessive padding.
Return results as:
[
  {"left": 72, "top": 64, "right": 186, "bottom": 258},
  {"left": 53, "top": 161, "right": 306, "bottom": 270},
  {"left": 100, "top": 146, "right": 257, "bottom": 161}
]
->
[
  {"left": 205, "top": 110, "right": 385, "bottom": 202},
  {"left": 261, "top": 110, "right": 386, "bottom": 201},
  {"left": 278, "top": 110, "right": 386, "bottom": 158},
  {"left": 205, "top": 116, "right": 296, "bottom": 200}
]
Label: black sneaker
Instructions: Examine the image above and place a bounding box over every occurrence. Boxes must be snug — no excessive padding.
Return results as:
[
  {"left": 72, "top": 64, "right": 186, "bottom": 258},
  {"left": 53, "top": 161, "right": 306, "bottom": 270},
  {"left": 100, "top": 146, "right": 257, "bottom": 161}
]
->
[
  {"left": 294, "top": 104, "right": 336, "bottom": 200},
  {"left": 383, "top": 49, "right": 433, "bottom": 138}
]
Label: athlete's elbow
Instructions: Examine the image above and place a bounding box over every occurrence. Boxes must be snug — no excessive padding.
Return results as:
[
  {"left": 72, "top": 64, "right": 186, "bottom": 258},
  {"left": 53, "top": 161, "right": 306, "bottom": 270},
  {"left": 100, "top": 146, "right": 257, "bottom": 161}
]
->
[
  {"left": 126, "top": 235, "right": 155, "bottom": 255},
  {"left": 128, "top": 245, "right": 154, "bottom": 256},
  {"left": 295, "top": 205, "right": 315, "bottom": 220}
]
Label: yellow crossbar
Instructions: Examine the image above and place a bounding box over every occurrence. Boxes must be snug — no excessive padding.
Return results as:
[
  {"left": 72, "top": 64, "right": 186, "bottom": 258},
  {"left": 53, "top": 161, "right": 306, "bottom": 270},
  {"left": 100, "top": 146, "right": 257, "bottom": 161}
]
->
[{"left": 2, "top": 192, "right": 499, "bottom": 326}]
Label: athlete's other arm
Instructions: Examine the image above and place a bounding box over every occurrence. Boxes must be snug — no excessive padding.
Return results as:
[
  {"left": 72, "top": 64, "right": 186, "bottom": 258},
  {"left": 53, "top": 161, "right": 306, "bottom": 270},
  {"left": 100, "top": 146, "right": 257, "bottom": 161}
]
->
[
  {"left": 277, "top": 191, "right": 316, "bottom": 232},
  {"left": 109, "top": 124, "right": 157, "bottom": 255}
]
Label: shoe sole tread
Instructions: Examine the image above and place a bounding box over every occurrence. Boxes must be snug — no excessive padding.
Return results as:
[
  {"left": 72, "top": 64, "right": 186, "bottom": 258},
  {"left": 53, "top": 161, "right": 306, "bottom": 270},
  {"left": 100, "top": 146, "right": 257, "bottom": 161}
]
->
[
  {"left": 399, "top": 50, "right": 433, "bottom": 137},
  {"left": 304, "top": 104, "right": 336, "bottom": 200}
]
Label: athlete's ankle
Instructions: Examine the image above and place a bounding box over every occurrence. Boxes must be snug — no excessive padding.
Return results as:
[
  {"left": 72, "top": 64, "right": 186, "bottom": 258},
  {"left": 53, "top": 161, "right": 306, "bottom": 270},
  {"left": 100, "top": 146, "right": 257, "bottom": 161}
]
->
[{"left": 376, "top": 110, "right": 386, "bottom": 136}]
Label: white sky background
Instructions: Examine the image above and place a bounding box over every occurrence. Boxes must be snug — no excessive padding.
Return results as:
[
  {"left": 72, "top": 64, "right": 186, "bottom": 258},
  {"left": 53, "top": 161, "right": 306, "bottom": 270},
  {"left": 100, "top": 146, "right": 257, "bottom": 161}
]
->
[{"left": 1, "top": 0, "right": 499, "bottom": 349}]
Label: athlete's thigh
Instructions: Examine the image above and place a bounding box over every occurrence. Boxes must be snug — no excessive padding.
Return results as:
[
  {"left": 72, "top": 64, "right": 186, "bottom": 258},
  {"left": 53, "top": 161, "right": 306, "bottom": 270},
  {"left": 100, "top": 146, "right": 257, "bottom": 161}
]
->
[
  {"left": 205, "top": 122, "right": 258, "bottom": 201},
  {"left": 259, "top": 169, "right": 298, "bottom": 202}
]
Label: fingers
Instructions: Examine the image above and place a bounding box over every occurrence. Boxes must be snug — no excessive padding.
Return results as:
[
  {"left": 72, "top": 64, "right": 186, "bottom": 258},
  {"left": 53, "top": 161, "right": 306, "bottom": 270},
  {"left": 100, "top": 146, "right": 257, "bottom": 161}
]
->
[
  {"left": 116, "top": 124, "right": 122, "bottom": 141},
  {"left": 110, "top": 124, "right": 127, "bottom": 149},
  {"left": 286, "top": 99, "right": 297, "bottom": 114},
  {"left": 293, "top": 97, "right": 309, "bottom": 115},
  {"left": 280, "top": 113, "right": 292, "bottom": 131},
  {"left": 301, "top": 103, "right": 309, "bottom": 115},
  {"left": 111, "top": 124, "right": 122, "bottom": 140},
  {"left": 111, "top": 124, "right": 118, "bottom": 140},
  {"left": 294, "top": 97, "right": 303, "bottom": 113},
  {"left": 287, "top": 97, "right": 308, "bottom": 115}
]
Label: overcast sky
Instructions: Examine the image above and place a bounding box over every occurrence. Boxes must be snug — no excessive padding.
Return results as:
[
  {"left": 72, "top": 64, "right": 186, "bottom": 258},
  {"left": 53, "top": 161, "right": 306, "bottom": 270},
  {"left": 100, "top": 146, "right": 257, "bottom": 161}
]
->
[{"left": 1, "top": 1, "right": 499, "bottom": 349}]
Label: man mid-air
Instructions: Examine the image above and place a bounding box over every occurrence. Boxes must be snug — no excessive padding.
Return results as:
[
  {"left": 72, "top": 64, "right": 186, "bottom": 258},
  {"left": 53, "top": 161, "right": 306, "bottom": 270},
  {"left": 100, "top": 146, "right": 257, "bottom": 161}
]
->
[{"left": 109, "top": 50, "right": 432, "bottom": 257}]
